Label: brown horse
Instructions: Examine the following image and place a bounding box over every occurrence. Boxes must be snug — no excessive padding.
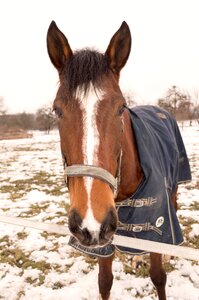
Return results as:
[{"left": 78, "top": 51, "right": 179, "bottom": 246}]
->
[{"left": 46, "top": 21, "right": 182, "bottom": 300}]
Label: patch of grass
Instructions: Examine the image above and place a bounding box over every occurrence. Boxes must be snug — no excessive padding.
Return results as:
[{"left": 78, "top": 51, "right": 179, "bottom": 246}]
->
[
  {"left": 0, "top": 155, "right": 19, "bottom": 167},
  {"left": 40, "top": 231, "right": 63, "bottom": 240},
  {"left": 17, "top": 290, "right": 25, "bottom": 299},
  {"left": 178, "top": 217, "right": 199, "bottom": 249},
  {"left": 0, "top": 246, "right": 51, "bottom": 273},
  {"left": 38, "top": 241, "right": 60, "bottom": 253},
  {"left": 184, "top": 184, "right": 194, "bottom": 190},
  {"left": 0, "top": 170, "right": 67, "bottom": 199},
  {"left": 123, "top": 257, "right": 175, "bottom": 277},
  {"left": 23, "top": 260, "right": 51, "bottom": 273},
  {"left": 25, "top": 276, "right": 38, "bottom": 285},
  {"left": 164, "top": 261, "right": 175, "bottom": 273},
  {"left": 45, "top": 186, "right": 66, "bottom": 196},
  {"left": 84, "top": 255, "right": 97, "bottom": 268},
  {"left": 11, "top": 171, "right": 54, "bottom": 187},
  {"left": 184, "top": 179, "right": 199, "bottom": 190},
  {"left": 49, "top": 242, "right": 60, "bottom": 252},
  {"left": 0, "top": 184, "right": 13, "bottom": 193},
  {"left": 31, "top": 171, "right": 55, "bottom": 185},
  {"left": 23, "top": 203, "right": 50, "bottom": 216},
  {"left": 115, "top": 251, "right": 132, "bottom": 265},
  {"left": 75, "top": 250, "right": 97, "bottom": 263},
  {"left": 189, "top": 201, "right": 199, "bottom": 211},
  {"left": 123, "top": 263, "right": 135, "bottom": 275},
  {"left": 17, "top": 232, "right": 28, "bottom": 240},
  {"left": 115, "top": 252, "right": 150, "bottom": 277},
  {"left": 180, "top": 217, "right": 195, "bottom": 236},
  {"left": 14, "top": 147, "right": 41, "bottom": 152},
  {"left": 23, "top": 273, "right": 46, "bottom": 290},
  {"left": 0, "top": 247, "right": 21, "bottom": 266},
  {"left": 68, "top": 251, "right": 84, "bottom": 259},
  {"left": 0, "top": 235, "right": 10, "bottom": 245},
  {"left": 188, "top": 237, "right": 199, "bottom": 249},
  {"left": 52, "top": 282, "right": 65, "bottom": 289},
  {"left": 134, "top": 265, "right": 149, "bottom": 278},
  {"left": 180, "top": 217, "right": 195, "bottom": 225},
  {"left": 0, "top": 181, "right": 30, "bottom": 199},
  {"left": 116, "top": 250, "right": 177, "bottom": 277},
  {"left": 59, "top": 201, "right": 70, "bottom": 214},
  {"left": 0, "top": 171, "right": 57, "bottom": 195},
  {"left": 38, "top": 274, "right": 46, "bottom": 285}
]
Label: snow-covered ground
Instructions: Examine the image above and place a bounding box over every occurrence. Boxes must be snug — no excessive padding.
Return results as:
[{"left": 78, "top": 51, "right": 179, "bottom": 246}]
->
[{"left": 0, "top": 124, "right": 198, "bottom": 300}]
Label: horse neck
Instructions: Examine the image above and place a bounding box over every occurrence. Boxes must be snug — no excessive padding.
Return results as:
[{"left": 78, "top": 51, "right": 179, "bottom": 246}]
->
[{"left": 116, "top": 109, "right": 144, "bottom": 201}]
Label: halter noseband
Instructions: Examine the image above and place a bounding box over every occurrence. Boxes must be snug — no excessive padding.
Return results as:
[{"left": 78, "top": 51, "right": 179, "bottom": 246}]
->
[{"left": 62, "top": 152, "right": 122, "bottom": 198}]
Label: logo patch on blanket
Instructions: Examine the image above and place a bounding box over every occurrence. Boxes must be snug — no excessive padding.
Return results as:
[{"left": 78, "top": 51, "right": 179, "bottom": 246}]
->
[{"left": 69, "top": 105, "right": 191, "bottom": 257}]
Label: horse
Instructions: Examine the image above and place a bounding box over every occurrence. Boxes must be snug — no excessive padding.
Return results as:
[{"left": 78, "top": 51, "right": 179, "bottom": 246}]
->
[{"left": 46, "top": 21, "right": 191, "bottom": 300}]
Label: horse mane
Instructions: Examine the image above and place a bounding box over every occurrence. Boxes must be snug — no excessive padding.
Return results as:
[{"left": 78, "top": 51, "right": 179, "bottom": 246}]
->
[{"left": 62, "top": 49, "right": 110, "bottom": 96}]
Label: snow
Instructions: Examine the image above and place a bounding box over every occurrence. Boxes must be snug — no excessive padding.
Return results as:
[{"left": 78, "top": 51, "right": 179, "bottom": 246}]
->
[
  {"left": 189, "top": 224, "right": 199, "bottom": 239},
  {"left": 0, "top": 125, "right": 199, "bottom": 300}
]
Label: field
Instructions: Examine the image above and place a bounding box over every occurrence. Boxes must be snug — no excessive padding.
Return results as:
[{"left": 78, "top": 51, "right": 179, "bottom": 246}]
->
[{"left": 0, "top": 125, "right": 199, "bottom": 300}]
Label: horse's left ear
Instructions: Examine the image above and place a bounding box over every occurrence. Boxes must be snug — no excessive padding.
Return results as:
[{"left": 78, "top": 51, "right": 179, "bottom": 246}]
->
[
  {"left": 47, "top": 21, "right": 73, "bottom": 73},
  {"left": 105, "top": 21, "right": 131, "bottom": 75}
]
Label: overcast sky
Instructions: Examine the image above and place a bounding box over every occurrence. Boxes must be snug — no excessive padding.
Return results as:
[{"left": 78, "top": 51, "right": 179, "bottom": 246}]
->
[{"left": 0, "top": 0, "right": 199, "bottom": 113}]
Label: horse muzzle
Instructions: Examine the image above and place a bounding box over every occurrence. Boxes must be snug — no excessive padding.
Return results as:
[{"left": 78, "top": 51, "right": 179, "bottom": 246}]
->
[{"left": 68, "top": 208, "right": 117, "bottom": 247}]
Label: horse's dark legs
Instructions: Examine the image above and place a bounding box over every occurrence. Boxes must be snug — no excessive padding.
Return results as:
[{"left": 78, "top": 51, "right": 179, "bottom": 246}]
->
[
  {"left": 98, "top": 254, "right": 114, "bottom": 300},
  {"left": 172, "top": 187, "right": 178, "bottom": 212},
  {"left": 149, "top": 253, "right": 167, "bottom": 300}
]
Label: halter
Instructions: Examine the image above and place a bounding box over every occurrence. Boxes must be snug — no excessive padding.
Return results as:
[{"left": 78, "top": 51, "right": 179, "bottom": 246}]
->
[
  {"left": 62, "top": 113, "right": 124, "bottom": 198},
  {"left": 62, "top": 151, "right": 122, "bottom": 198}
]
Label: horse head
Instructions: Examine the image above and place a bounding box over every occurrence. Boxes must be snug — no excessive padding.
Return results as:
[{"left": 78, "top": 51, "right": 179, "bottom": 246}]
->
[{"left": 47, "top": 21, "right": 131, "bottom": 247}]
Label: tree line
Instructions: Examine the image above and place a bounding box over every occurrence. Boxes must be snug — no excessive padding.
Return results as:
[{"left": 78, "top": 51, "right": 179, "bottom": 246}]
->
[
  {"left": 0, "top": 85, "right": 199, "bottom": 134},
  {"left": 126, "top": 86, "right": 199, "bottom": 125},
  {"left": 0, "top": 97, "right": 56, "bottom": 133}
]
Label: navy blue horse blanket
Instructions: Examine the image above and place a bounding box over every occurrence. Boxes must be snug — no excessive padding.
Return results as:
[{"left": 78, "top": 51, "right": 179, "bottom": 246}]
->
[{"left": 69, "top": 105, "right": 191, "bottom": 256}]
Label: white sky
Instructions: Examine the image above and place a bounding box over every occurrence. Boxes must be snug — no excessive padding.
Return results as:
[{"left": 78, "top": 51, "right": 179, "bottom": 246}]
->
[{"left": 0, "top": 0, "right": 199, "bottom": 113}]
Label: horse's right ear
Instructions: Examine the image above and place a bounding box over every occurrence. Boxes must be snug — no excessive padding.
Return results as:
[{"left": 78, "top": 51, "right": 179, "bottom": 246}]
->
[{"left": 47, "top": 21, "right": 73, "bottom": 73}]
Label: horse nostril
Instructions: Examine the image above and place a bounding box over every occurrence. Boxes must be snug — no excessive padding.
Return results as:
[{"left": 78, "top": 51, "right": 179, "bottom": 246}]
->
[
  {"left": 100, "top": 208, "right": 118, "bottom": 241},
  {"left": 68, "top": 209, "right": 83, "bottom": 238},
  {"left": 82, "top": 228, "right": 92, "bottom": 241},
  {"left": 68, "top": 209, "right": 99, "bottom": 246}
]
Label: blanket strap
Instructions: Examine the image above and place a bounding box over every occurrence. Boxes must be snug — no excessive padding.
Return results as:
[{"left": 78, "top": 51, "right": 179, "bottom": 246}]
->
[
  {"left": 117, "top": 221, "right": 162, "bottom": 235},
  {"left": 116, "top": 197, "right": 157, "bottom": 208}
]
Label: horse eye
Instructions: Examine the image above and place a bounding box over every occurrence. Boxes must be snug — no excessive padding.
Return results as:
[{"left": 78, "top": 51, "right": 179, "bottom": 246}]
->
[
  {"left": 117, "top": 105, "right": 126, "bottom": 116},
  {"left": 53, "top": 106, "right": 63, "bottom": 118}
]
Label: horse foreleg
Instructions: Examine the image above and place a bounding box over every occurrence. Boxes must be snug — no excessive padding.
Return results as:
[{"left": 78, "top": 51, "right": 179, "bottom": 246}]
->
[
  {"left": 149, "top": 253, "right": 167, "bottom": 300},
  {"left": 172, "top": 187, "right": 178, "bottom": 212},
  {"left": 98, "top": 254, "right": 114, "bottom": 300}
]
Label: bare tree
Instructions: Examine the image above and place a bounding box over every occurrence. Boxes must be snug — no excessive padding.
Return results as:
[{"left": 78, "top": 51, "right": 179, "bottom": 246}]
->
[
  {"left": 158, "top": 85, "right": 192, "bottom": 121},
  {"left": 124, "top": 91, "right": 137, "bottom": 108},
  {"left": 189, "top": 88, "right": 199, "bottom": 125},
  {"left": 0, "top": 96, "right": 7, "bottom": 115},
  {"left": 36, "top": 104, "right": 56, "bottom": 133}
]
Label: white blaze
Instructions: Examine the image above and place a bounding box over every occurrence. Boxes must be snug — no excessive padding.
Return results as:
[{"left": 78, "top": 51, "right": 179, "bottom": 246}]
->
[{"left": 79, "top": 86, "right": 102, "bottom": 233}]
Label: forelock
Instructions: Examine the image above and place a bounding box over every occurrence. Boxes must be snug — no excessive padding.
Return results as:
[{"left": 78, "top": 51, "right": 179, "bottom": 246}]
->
[{"left": 62, "top": 49, "right": 110, "bottom": 95}]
